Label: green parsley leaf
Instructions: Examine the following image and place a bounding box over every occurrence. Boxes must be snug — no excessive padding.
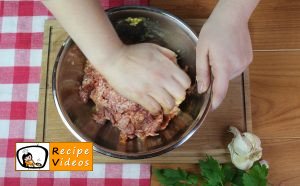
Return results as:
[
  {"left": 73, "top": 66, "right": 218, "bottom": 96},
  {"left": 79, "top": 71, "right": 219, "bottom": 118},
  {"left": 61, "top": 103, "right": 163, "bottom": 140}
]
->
[
  {"left": 155, "top": 156, "right": 269, "bottom": 186},
  {"left": 178, "top": 168, "right": 189, "bottom": 178},
  {"left": 154, "top": 168, "right": 199, "bottom": 186},
  {"left": 222, "top": 163, "right": 236, "bottom": 183},
  {"left": 199, "top": 156, "right": 224, "bottom": 186},
  {"left": 232, "top": 169, "right": 245, "bottom": 186},
  {"left": 154, "top": 169, "right": 182, "bottom": 185},
  {"left": 187, "top": 174, "right": 199, "bottom": 185},
  {"left": 163, "top": 168, "right": 186, "bottom": 179},
  {"left": 242, "top": 162, "right": 269, "bottom": 186}
]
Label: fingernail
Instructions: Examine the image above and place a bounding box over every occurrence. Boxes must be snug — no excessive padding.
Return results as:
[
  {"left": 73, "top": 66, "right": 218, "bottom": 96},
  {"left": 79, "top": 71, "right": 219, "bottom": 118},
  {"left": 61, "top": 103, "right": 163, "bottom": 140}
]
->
[
  {"left": 197, "top": 78, "right": 206, "bottom": 93},
  {"left": 211, "top": 103, "right": 216, "bottom": 112},
  {"left": 163, "top": 109, "right": 171, "bottom": 115},
  {"left": 197, "top": 83, "right": 203, "bottom": 93},
  {"left": 211, "top": 98, "right": 221, "bottom": 111}
]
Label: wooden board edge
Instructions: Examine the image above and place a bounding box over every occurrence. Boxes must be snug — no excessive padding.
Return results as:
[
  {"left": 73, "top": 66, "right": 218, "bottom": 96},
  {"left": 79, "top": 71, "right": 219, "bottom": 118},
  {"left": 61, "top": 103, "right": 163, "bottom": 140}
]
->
[
  {"left": 45, "top": 19, "right": 62, "bottom": 28},
  {"left": 92, "top": 149, "right": 230, "bottom": 164},
  {"left": 93, "top": 153, "right": 230, "bottom": 164},
  {"left": 243, "top": 69, "right": 253, "bottom": 132},
  {"left": 36, "top": 20, "right": 53, "bottom": 142}
]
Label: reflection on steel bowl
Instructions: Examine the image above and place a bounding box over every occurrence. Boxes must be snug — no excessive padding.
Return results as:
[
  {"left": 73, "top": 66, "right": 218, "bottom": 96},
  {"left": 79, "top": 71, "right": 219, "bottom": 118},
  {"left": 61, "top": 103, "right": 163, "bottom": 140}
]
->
[{"left": 52, "top": 6, "right": 212, "bottom": 159}]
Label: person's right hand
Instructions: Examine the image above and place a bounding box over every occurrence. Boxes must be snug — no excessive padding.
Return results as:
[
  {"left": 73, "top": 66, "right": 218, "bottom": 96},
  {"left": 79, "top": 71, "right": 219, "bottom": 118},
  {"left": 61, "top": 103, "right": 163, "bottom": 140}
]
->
[{"left": 97, "top": 43, "right": 191, "bottom": 115}]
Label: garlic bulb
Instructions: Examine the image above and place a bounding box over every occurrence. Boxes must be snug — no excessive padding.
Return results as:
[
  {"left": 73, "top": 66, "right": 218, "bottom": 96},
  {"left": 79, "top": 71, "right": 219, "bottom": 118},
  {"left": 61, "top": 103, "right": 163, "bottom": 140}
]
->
[{"left": 228, "top": 126, "right": 262, "bottom": 170}]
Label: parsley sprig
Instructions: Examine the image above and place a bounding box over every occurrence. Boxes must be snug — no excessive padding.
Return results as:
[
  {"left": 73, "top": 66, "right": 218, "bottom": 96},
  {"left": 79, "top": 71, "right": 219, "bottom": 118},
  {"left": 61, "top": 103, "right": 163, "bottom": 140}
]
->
[
  {"left": 154, "top": 156, "right": 268, "bottom": 186},
  {"left": 154, "top": 168, "right": 199, "bottom": 186}
]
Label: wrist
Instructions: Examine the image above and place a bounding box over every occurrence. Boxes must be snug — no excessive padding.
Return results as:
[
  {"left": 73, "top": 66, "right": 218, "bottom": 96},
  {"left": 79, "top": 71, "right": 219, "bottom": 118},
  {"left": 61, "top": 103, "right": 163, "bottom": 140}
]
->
[{"left": 91, "top": 42, "right": 126, "bottom": 74}]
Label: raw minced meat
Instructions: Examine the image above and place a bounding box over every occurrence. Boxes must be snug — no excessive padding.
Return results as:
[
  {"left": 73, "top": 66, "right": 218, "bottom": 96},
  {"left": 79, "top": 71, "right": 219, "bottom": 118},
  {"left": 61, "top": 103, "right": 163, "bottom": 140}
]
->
[{"left": 79, "top": 61, "right": 179, "bottom": 142}]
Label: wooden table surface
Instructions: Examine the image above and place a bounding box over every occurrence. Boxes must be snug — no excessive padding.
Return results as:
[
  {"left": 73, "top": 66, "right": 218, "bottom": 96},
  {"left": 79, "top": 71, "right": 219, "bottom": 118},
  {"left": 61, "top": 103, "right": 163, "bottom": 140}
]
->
[{"left": 150, "top": 0, "right": 300, "bottom": 185}]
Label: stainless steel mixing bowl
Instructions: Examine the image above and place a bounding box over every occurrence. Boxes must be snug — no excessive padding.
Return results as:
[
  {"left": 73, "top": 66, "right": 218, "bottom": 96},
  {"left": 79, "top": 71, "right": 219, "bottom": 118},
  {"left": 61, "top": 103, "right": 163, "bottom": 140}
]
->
[{"left": 52, "top": 6, "right": 212, "bottom": 159}]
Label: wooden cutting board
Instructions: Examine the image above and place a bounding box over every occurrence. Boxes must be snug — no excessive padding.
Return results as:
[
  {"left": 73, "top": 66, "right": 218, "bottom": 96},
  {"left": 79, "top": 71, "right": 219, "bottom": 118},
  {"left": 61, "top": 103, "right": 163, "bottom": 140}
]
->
[{"left": 36, "top": 19, "right": 252, "bottom": 163}]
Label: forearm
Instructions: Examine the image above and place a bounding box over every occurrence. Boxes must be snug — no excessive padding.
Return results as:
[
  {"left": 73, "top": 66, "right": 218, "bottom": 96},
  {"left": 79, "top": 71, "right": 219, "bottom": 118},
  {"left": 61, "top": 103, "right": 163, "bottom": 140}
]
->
[
  {"left": 210, "top": 0, "right": 260, "bottom": 24},
  {"left": 43, "top": 0, "right": 124, "bottom": 68}
]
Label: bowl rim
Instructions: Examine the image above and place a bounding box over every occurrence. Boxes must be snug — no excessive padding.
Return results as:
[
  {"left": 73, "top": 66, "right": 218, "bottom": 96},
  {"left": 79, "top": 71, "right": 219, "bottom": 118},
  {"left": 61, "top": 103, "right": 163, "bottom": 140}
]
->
[{"left": 52, "top": 5, "right": 212, "bottom": 159}]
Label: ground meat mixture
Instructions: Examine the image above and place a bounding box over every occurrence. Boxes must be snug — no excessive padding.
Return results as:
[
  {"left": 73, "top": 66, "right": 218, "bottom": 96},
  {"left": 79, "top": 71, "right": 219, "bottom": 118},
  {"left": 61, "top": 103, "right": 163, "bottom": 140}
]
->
[{"left": 79, "top": 61, "right": 180, "bottom": 142}]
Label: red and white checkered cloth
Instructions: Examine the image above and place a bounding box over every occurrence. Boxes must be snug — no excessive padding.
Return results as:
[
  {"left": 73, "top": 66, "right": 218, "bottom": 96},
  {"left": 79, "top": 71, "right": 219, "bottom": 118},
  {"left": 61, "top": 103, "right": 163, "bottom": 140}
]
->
[{"left": 0, "top": 0, "right": 151, "bottom": 185}]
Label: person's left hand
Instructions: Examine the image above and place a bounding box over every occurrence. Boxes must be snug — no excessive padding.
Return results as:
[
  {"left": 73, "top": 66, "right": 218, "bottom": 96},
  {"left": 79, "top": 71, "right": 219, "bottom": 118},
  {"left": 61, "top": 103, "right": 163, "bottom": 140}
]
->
[{"left": 196, "top": 3, "right": 253, "bottom": 110}]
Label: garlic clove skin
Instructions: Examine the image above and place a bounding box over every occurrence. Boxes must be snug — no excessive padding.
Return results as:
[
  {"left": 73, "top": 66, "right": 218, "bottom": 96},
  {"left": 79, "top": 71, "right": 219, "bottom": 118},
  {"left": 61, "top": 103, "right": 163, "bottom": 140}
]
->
[
  {"left": 228, "top": 126, "right": 263, "bottom": 170},
  {"left": 259, "top": 160, "right": 269, "bottom": 169},
  {"left": 229, "top": 127, "right": 253, "bottom": 156},
  {"left": 244, "top": 132, "right": 262, "bottom": 150},
  {"left": 228, "top": 146, "right": 254, "bottom": 170}
]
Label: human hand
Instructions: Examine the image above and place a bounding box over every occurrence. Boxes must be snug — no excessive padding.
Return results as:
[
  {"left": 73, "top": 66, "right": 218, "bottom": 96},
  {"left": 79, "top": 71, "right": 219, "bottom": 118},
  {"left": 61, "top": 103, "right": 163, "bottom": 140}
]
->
[
  {"left": 97, "top": 43, "right": 191, "bottom": 114},
  {"left": 196, "top": 1, "right": 254, "bottom": 110},
  {"left": 43, "top": 0, "right": 191, "bottom": 115}
]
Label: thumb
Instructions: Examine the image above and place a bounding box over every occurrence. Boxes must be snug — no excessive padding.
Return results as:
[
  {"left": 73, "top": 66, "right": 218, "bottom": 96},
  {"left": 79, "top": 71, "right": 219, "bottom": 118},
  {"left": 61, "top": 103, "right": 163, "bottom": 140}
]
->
[
  {"left": 211, "top": 68, "right": 229, "bottom": 110},
  {"left": 196, "top": 44, "right": 210, "bottom": 93}
]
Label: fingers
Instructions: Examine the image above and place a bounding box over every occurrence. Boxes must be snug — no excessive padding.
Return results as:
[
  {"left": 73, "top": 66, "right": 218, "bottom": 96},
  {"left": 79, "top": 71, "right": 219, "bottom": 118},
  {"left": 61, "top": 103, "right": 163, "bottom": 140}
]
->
[
  {"left": 135, "top": 43, "right": 190, "bottom": 114},
  {"left": 196, "top": 42, "right": 228, "bottom": 110},
  {"left": 149, "top": 88, "right": 175, "bottom": 114},
  {"left": 164, "top": 79, "right": 186, "bottom": 105},
  {"left": 157, "top": 51, "right": 191, "bottom": 90},
  {"left": 211, "top": 68, "right": 229, "bottom": 110},
  {"left": 138, "top": 95, "right": 162, "bottom": 115},
  {"left": 171, "top": 71, "right": 191, "bottom": 90},
  {"left": 196, "top": 43, "right": 210, "bottom": 94},
  {"left": 156, "top": 45, "right": 177, "bottom": 63}
]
